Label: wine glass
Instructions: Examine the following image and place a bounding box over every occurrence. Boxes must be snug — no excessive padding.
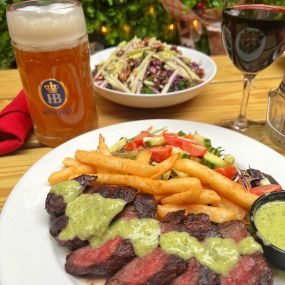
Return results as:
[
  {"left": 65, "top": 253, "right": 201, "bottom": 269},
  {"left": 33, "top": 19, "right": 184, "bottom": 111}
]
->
[{"left": 221, "top": 0, "right": 285, "bottom": 131}]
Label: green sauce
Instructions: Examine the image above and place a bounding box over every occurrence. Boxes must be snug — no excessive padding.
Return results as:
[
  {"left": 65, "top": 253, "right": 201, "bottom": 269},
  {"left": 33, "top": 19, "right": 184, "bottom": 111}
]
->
[
  {"left": 50, "top": 179, "right": 263, "bottom": 277},
  {"left": 59, "top": 193, "right": 126, "bottom": 241},
  {"left": 50, "top": 180, "right": 82, "bottom": 203},
  {"left": 196, "top": 237, "right": 239, "bottom": 277},
  {"left": 237, "top": 236, "right": 263, "bottom": 255},
  {"left": 254, "top": 201, "right": 285, "bottom": 251},
  {"left": 90, "top": 218, "right": 160, "bottom": 257},
  {"left": 160, "top": 231, "right": 202, "bottom": 260}
]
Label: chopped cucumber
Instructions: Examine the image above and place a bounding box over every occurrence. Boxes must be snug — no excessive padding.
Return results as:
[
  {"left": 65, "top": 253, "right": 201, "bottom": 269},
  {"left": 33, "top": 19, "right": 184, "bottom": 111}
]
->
[
  {"left": 144, "top": 136, "right": 166, "bottom": 147},
  {"left": 110, "top": 137, "right": 127, "bottom": 152},
  {"left": 193, "top": 131, "right": 206, "bottom": 146},
  {"left": 171, "top": 146, "right": 191, "bottom": 159},
  {"left": 224, "top": 154, "right": 235, "bottom": 165},
  {"left": 202, "top": 152, "right": 226, "bottom": 169}
]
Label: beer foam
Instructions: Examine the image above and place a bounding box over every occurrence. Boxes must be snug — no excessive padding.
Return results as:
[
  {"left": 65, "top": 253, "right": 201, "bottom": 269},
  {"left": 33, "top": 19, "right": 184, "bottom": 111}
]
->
[{"left": 7, "top": 1, "right": 86, "bottom": 49}]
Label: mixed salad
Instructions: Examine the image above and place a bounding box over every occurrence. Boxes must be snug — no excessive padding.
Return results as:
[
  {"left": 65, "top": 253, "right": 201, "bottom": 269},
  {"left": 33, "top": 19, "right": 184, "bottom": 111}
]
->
[
  {"left": 110, "top": 127, "right": 281, "bottom": 196},
  {"left": 94, "top": 37, "right": 205, "bottom": 94}
]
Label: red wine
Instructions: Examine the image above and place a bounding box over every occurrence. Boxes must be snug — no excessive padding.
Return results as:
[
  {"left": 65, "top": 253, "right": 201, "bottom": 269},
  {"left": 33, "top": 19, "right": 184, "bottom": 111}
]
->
[{"left": 222, "top": 5, "right": 285, "bottom": 73}]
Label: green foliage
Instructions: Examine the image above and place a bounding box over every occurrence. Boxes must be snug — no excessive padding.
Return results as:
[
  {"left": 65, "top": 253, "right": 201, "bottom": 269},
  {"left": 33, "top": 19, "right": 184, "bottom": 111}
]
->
[
  {"left": 81, "top": 0, "right": 179, "bottom": 46},
  {"left": 0, "top": 0, "right": 178, "bottom": 69},
  {"left": 0, "top": 0, "right": 16, "bottom": 69}
]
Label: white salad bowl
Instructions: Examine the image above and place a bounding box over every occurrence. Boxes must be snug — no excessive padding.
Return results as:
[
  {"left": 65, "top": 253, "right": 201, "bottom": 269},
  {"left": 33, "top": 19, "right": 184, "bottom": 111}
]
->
[{"left": 90, "top": 46, "right": 217, "bottom": 108}]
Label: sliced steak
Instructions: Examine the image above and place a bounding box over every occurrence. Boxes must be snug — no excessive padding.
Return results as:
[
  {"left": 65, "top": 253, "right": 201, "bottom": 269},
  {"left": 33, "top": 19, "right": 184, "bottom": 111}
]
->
[
  {"left": 170, "top": 258, "right": 220, "bottom": 285},
  {"left": 116, "top": 205, "right": 138, "bottom": 220},
  {"left": 45, "top": 192, "right": 66, "bottom": 217},
  {"left": 170, "top": 258, "right": 200, "bottom": 285},
  {"left": 199, "top": 265, "right": 220, "bottom": 285},
  {"left": 183, "top": 213, "right": 221, "bottom": 240},
  {"left": 218, "top": 221, "right": 249, "bottom": 243},
  {"left": 65, "top": 236, "right": 136, "bottom": 276},
  {"left": 134, "top": 193, "right": 157, "bottom": 218},
  {"left": 160, "top": 210, "right": 186, "bottom": 224},
  {"left": 85, "top": 184, "right": 137, "bottom": 203},
  {"left": 221, "top": 253, "right": 273, "bottom": 285},
  {"left": 74, "top": 174, "right": 97, "bottom": 189},
  {"left": 50, "top": 215, "right": 87, "bottom": 250},
  {"left": 160, "top": 211, "right": 220, "bottom": 240},
  {"left": 105, "top": 247, "right": 188, "bottom": 285}
]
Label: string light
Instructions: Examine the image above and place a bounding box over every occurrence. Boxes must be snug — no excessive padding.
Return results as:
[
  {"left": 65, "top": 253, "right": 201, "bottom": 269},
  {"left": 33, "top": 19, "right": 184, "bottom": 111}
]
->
[
  {"left": 192, "top": 19, "right": 199, "bottom": 29},
  {"left": 123, "top": 24, "right": 131, "bottom": 34},
  {"left": 149, "top": 5, "right": 155, "bottom": 15},
  {"left": 101, "top": 25, "right": 108, "bottom": 34},
  {"left": 167, "top": 23, "right": 175, "bottom": 32}
]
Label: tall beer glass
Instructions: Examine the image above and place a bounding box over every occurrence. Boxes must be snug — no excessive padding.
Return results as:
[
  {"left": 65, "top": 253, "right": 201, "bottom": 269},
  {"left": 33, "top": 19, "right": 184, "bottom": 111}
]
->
[{"left": 6, "top": 0, "right": 98, "bottom": 147}]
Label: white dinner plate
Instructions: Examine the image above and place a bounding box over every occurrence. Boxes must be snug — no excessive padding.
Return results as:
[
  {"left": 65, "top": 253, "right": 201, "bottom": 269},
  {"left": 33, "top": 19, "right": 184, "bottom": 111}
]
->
[
  {"left": 0, "top": 119, "right": 285, "bottom": 285},
  {"left": 90, "top": 47, "right": 217, "bottom": 108}
]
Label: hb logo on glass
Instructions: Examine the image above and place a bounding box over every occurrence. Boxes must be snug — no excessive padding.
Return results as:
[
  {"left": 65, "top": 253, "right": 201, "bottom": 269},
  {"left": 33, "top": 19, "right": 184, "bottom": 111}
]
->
[{"left": 39, "top": 79, "right": 68, "bottom": 108}]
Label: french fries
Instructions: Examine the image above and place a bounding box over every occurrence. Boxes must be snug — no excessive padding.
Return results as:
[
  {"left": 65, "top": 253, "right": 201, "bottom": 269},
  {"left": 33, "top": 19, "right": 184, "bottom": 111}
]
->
[
  {"left": 98, "top": 134, "right": 112, "bottom": 156},
  {"left": 160, "top": 187, "right": 202, "bottom": 205},
  {"left": 212, "top": 196, "right": 247, "bottom": 220},
  {"left": 157, "top": 204, "right": 236, "bottom": 223},
  {"left": 195, "top": 188, "right": 220, "bottom": 205},
  {"left": 75, "top": 150, "right": 178, "bottom": 178},
  {"left": 48, "top": 133, "right": 257, "bottom": 224},
  {"left": 174, "top": 159, "right": 258, "bottom": 210},
  {"left": 48, "top": 164, "right": 95, "bottom": 185},
  {"left": 136, "top": 149, "right": 152, "bottom": 164},
  {"left": 94, "top": 173, "right": 163, "bottom": 195},
  {"left": 160, "top": 177, "right": 202, "bottom": 194}
]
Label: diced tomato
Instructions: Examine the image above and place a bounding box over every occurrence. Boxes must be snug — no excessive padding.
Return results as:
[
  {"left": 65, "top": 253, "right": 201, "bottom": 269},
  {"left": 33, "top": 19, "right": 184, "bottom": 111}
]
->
[
  {"left": 163, "top": 132, "right": 206, "bottom": 157},
  {"left": 215, "top": 166, "right": 237, "bottom": 180},
  {"left": 133, "top": 131, "right": 153, "bottom": 147},
  {"left": 150, "top": 146, "right": 172, "bottom": 162},
  {"left": 124, "top": 141, "right": 137, "bottom": 151},
  {"left": 249, "top": 184, "right": 282, "bottom": 196},
  {"left": 184, "top": 134, "right": 194, "bottom": 139},
  {"left": 180, "top": 142, "right": 207, "bottom": 157}
]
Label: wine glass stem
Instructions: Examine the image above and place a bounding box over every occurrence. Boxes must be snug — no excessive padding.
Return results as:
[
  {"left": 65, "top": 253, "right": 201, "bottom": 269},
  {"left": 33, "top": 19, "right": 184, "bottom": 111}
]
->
[{"left": 232, "top": 73, "right": 256, "bottom": 131}]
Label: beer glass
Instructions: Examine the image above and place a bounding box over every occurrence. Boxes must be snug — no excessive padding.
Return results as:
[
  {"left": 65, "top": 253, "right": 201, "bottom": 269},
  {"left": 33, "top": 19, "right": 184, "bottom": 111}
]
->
[{"left": 6, "top": 0, "right": 98, "bottom": 147}]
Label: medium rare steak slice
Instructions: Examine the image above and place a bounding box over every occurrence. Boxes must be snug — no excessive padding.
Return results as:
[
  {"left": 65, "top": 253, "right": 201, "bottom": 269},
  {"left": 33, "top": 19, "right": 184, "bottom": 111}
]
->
[
  {"left": 134, "top": 193, "right": 157, "bottom": 218},
  {"left": 65, "top": 236, "right": 136, "bottom": 276},
  {"left": 183, "top": 213, "right": 221, "bottom": 240},
  {"left": 160, "top": 211, "right": 221, "bottom": 240},
  {"left": 50, "top": 215, "right": 87, "bottom": 250},
  {"left": 218, "top": 221, "right": 249, "bottom": 243},
  {"left": 85, "top": 184, "right": 137, "bottom": 203},
  {"left": 170, "top": 258, "right": 220, "bottom": 285},
  {"left": 48, "top": 185, "right": 137, "bottom": 249},
  {"left": 105, "top": 247, "right": 188, "bottom": 285},
  {"left": 45, "top": 192, "right": 66, "bottom": 217},
  {"left": 170, "top": 258, "right": 200, "bottom": 285},
  {"left": 219, "top": 221, "right": 273, "bottom": 285},
  {"left": 220, "top": 254, "right": 273, "bottom": 285}
]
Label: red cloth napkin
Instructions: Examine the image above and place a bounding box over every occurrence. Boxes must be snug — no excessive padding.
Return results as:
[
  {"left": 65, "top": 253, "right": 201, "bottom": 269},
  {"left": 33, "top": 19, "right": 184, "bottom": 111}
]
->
[{"left": 0, "top": 90, "right": 32, "bottom": 155}]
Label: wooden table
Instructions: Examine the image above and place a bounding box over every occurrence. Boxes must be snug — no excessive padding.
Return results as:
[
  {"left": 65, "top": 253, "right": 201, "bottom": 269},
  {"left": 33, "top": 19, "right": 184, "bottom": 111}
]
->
[{"left": 1, "top": 55, "right": 285, "bottom": 210}]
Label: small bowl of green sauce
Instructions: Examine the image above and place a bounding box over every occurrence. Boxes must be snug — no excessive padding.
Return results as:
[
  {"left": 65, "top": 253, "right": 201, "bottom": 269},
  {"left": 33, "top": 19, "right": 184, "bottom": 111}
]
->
[{"left": 250, "top": 191, "right": 285, "bottom": 270}]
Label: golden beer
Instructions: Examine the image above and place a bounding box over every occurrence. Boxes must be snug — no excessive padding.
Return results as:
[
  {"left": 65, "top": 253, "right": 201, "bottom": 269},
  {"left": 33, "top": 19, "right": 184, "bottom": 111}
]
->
[{"left": 7, "top": 0, "right": 98, "bottom": 147}]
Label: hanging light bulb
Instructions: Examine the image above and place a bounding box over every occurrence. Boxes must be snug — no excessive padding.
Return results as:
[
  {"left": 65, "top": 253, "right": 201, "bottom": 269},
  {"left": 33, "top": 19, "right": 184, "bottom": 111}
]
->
[
  {"left": 101, "top": 25, "right": 109, "bottom": 34},
  {"left": 123, "top": 24, "right": 131, "bottom": 34},
  {"left": 167, "top": 23, "right": 175, "bottom": 32},
  {"left": 149, "top": 5, "right": 155, "bottom": 15}
]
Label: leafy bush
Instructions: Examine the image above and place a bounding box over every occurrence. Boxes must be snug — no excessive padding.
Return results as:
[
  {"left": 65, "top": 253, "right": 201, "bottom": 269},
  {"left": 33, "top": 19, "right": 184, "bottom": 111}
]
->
[{"left": 0, "top": 0, "right": 178, "bottom": 69}]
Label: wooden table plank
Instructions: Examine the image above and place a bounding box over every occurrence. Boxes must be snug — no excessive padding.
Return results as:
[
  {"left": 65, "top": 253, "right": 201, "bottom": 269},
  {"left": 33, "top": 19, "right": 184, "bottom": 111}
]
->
[{"left": 0, "top": 147, "right": 52, "bottom": 209}]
